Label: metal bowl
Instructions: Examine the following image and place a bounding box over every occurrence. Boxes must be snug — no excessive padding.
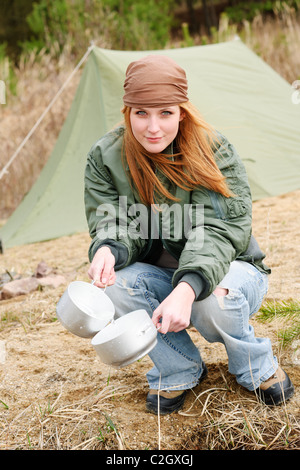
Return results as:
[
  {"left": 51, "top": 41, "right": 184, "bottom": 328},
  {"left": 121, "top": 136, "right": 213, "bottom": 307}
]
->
[
  {"left": 56, "top": 281, "right": 114, "bottom": 338},
  {"left": 91, "top": 309, "right": 158, "bottom": 368}
]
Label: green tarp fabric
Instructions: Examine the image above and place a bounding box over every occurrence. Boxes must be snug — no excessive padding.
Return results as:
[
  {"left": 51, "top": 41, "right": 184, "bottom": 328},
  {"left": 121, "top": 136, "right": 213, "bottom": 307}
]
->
[{"left": 1, "top": 40, "right": 300, "bottom": 249}]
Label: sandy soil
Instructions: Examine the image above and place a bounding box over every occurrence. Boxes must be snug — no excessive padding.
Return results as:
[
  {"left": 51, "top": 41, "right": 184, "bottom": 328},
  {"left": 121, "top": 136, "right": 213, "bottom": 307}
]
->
[{"left": 0, "top": 190, "right": 299, "bottom": 450}]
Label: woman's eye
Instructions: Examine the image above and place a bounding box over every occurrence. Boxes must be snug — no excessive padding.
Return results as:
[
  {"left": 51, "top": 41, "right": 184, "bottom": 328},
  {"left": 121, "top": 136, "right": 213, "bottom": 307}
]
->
[{"left": 134, "top": 110, "right": 172, "bottom": 117}]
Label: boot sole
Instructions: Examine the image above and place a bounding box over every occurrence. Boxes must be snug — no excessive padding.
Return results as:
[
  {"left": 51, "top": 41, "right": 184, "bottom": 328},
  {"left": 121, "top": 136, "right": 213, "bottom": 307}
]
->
[{"left": 258, "top": 380, "right": 294, "bottom": 406}]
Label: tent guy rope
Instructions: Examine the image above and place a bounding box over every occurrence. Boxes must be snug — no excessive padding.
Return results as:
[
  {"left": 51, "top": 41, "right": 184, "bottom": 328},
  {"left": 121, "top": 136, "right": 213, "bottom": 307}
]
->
[{"left": 0, "top": 43, "right": 96, "bottom": 181}]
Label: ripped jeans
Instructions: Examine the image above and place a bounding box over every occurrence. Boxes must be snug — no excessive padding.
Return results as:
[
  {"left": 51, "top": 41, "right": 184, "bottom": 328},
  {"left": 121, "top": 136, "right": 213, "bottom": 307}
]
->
[{"left": 105, "top": 260, "right": 278, "bottom": 392}]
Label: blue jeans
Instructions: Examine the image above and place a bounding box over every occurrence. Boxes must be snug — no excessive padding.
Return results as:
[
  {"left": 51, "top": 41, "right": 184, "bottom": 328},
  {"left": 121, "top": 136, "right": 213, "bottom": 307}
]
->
[{"left": 105, "top": 260, "right": 278, "bottom": 392}]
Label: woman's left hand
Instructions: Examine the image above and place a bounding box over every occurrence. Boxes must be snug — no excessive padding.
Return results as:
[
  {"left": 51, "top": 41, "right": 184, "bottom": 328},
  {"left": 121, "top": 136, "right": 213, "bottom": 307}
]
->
[{"left": 152, "top": 282, "right": 196, "bottom": 334}]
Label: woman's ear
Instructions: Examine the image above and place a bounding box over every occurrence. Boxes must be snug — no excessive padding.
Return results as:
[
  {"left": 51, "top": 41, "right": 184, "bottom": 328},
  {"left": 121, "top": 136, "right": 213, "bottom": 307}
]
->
[{"left": 179, "top": 110, "right": 185, "bottom": 121}]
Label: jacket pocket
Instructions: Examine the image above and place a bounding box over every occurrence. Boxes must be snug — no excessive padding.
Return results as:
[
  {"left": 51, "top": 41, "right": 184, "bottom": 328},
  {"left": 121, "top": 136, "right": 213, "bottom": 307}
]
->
[{"left": 226, "top": 198, "right": 248, "bottom": 218}]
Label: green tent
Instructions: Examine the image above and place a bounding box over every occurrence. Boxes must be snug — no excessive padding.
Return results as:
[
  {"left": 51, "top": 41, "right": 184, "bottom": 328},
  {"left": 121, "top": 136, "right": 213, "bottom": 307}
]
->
[{"left": 1, "top": 40, "right": 300, "bottom": 249}]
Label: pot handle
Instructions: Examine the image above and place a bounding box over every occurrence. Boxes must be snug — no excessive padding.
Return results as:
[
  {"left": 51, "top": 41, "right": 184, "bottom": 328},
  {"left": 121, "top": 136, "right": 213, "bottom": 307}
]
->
[{"left": 91, "top": 279, "right": 108, "bottom": 292}]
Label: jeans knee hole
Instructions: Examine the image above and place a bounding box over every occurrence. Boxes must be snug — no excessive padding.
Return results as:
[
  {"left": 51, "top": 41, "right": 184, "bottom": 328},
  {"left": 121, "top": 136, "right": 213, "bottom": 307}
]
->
[{"left": 214, "top": 287, "right": 229, "bottom": 297}]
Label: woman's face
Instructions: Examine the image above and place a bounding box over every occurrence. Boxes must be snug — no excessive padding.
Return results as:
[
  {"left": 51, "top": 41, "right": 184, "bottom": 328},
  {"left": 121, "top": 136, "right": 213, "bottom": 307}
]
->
[{"left": 130, "top": 106, "right": 183, "bottom": 153}]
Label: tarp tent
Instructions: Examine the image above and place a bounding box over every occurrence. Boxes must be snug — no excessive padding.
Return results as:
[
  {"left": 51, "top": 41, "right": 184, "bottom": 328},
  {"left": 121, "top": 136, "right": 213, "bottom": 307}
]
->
[{"left": 1, "top": 39, "right": 300, "bottom": 249}]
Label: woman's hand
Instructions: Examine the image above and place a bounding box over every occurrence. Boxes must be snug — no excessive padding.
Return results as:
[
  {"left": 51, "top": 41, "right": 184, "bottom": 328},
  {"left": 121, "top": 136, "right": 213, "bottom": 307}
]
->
[
  {"left": 152, "top": 282, "right": 195, "bottom": 334},
  {"left": 88, "top": 246, "right": 116, "bottom": 288}
]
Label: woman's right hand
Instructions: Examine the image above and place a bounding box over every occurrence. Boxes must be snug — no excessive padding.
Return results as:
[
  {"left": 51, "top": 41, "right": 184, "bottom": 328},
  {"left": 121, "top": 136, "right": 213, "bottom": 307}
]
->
[{"left": 88, "top": 246, "right": 116, "bottom": 288}]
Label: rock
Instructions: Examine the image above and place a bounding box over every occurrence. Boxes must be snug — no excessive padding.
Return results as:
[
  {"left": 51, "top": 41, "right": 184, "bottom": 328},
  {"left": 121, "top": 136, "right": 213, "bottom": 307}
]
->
[
  {"left": 0, "top": 263, "right": 67, "bottom": 299},
  {"left": 0, "top": 271, "right": 21, "bottom": 289},
  {"left": 35, "top": 261, "right": 53, "bottom": 278},
  {"left": 1, "top": 277, "right": 39, "bottom": 299},
  {"left": 37, "top": 274, "right": 66, "bottom": 289}
]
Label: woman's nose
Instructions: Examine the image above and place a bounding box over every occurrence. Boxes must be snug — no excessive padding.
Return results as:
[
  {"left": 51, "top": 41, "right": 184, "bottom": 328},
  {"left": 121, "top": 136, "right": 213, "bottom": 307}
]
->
[{"left": 147, "top": 117, "right": 160, "bottom": 133}]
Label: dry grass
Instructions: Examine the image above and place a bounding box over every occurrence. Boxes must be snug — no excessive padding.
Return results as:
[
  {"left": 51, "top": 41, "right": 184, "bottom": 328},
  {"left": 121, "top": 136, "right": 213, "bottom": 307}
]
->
[
  {"left": 0, "top": 384, "right": 134, "bottom": 450},
  {"left": 0, "top": 229, "right": 299, "bottom": 451},
  {"left": 1, "top": 355, "right": 299, "bottom": 450},
  {"left": 0, "top": 44, "right": 81, "bottom": 218},
  {"left": 2, "top": 391, "right": 299, "bottom": 451},
  {"left": 180, "top": 383, "right": 300, "bottom": 450},
  {"left": 241, "top": 6, "right": 300, "bottom": 83}
]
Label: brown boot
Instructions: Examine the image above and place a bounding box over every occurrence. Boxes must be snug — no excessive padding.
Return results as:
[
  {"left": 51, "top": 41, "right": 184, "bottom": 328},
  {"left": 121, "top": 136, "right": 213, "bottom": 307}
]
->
[{"left": 257, "top": 366, "right": 294, "bottom": 406}]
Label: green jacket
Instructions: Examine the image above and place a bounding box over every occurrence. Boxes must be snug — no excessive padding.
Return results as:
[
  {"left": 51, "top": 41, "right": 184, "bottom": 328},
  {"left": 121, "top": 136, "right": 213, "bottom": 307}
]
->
[{"left": 84, "top": 125, "right": 270, "bottom": 301}]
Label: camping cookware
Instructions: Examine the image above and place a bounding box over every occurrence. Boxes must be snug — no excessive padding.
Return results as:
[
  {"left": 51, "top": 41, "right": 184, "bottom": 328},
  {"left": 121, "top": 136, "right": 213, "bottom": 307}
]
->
[
  {"left": 56, "top": 280, "right": 114, "bottom": 338},
  {"left": 91, "top": 309, "right": 157, "bottom": 368},
  {"left": 56, "top": 281, "right": 157, "bottom": 368}
]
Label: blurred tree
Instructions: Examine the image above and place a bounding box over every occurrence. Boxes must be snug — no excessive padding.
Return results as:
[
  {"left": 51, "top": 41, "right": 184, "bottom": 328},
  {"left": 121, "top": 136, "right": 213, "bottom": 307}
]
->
[
  {"left": 177, "top": 0, "right": 220, "bottom": 35},
  {"left": 0, "top": 0, "right": 36, "bottom": 60},
  {"left": 224, "top": 0, "right": 300, "bottom": 23},
  {"left": 4, "top": 0, "right": 290, "bottom": 59},
  {"left": 19, "top": 0, "right": 176, "bottom": 55},
  {"left": 103, "top": 0, "right": 175, "bottom": 49}
]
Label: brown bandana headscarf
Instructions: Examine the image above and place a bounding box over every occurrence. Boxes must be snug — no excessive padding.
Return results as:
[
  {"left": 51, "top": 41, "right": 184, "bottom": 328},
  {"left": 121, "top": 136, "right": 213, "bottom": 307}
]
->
[{"left": 123, "top": 55, "right": 189, "bottom": 108}]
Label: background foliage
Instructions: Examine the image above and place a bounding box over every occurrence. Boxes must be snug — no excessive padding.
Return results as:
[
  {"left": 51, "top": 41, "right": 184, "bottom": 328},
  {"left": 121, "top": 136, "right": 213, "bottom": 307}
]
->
[{"left": 1, "top": 0, "right": 299, "bottom": 59}]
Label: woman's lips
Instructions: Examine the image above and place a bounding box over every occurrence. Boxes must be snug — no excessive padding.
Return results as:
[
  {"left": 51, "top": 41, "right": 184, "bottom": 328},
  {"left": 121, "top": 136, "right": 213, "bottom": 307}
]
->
[{"left": 146, "top": 137, "right": 162, "bottom": 142}]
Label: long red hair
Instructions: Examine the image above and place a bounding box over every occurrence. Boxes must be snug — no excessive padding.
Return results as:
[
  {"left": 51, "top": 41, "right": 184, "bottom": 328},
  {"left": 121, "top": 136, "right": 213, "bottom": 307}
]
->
[{"left": 121, "top": 101, "right": 232, "bottom": 205}]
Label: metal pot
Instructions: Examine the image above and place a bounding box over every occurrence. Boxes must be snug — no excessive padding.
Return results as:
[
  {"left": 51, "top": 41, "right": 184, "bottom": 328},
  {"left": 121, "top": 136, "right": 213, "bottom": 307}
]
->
[
  {"left": 56, "top": 281, "right": 114, "bottom": 338},
  {"left": 56, "top": 281, "right": 158, "bottom": 368},
  {"left": 91, "top": 309, "right": 157, "bottom": 368}
]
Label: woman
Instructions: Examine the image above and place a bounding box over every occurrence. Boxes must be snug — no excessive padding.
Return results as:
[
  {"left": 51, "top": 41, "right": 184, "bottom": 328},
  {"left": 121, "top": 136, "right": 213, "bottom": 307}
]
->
[{"left": 84, "top": 55, "right": 294, "bottom": 415}]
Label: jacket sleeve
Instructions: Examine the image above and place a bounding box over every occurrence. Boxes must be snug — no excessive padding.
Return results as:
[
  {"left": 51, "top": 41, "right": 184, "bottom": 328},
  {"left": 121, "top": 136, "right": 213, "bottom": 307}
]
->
[
  {"left": 84, "top": 142, "right": 146, "bottom": 267},
  {"left": 172, "top": 135, "right": 253, "bottom": 300}
]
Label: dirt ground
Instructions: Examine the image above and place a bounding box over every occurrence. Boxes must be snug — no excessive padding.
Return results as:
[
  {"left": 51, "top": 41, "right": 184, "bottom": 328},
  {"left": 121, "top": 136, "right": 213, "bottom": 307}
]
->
[{"left": 0, "top": 190, "right": 300, "bottom": 450}]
